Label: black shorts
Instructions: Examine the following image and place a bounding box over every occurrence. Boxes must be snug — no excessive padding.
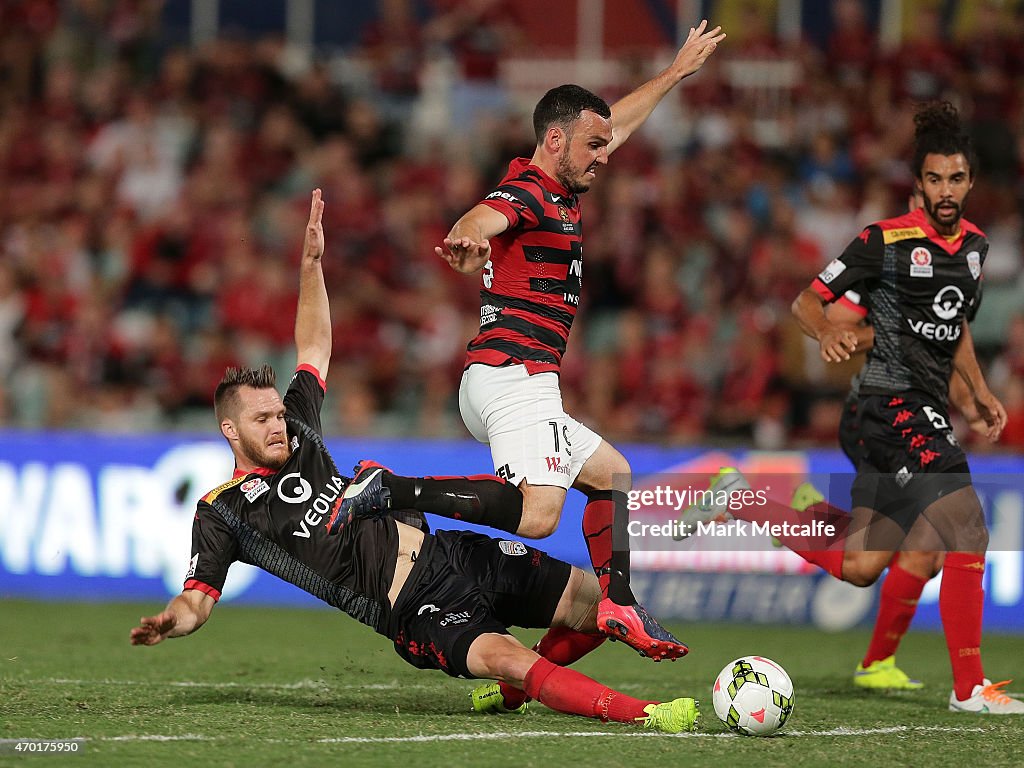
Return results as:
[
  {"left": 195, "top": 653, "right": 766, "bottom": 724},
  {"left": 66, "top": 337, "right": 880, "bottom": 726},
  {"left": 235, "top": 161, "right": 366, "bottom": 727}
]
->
[
  {"left": 387, "top": 529, "right": 572, "bottom": 678},
  {"left": 838, "top": 391, "right": 864, "bottom": 468},
  {"left": 851, "top": 393, "right": 972, "bottom": 532}
]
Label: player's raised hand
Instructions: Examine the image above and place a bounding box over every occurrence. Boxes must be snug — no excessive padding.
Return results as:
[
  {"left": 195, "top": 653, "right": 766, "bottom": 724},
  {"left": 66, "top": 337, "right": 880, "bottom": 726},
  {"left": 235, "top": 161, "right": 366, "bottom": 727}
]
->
[
  {"left": 818, "top": 327, "right": 859, "bottom": 362},
  {"left": 435, "top": 236, "right": 492, "bottom": 274},
  {"left": 305, "top": 188, "right": 325, "bottom": 262},
  {"left": 670, "top": 20, "right": 726, "bottom": 79},
  {"left": 129, "top": 610, "right": 177, "bottom": 646}
]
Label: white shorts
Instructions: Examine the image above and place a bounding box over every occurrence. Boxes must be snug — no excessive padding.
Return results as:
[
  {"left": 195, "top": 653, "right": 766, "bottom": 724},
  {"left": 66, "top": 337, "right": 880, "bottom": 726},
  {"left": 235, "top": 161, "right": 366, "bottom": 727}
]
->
[{"left": 458, "top": 364, "right": 603, "bottom": 490}]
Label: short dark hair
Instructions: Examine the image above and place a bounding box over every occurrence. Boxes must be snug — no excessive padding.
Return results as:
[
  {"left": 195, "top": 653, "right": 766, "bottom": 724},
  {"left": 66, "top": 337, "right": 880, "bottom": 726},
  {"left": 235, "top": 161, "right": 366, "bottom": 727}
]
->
[
  {"left": 214, "top": 364, "right": 277, "bottom": 423},
  {"left": 532, "top": 84, "right": 611, "bottom": 144},
  {"left": 911, "top": 101, "right": 976, "bottom": 178}
]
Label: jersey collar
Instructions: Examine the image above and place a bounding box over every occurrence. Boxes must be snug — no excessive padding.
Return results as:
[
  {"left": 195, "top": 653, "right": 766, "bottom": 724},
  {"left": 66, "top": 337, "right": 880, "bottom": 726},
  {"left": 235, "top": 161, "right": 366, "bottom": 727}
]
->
[
  {"left": 232, "top": 466, "right": 276, "bottom": 479},
  {"left": 915, "top": 208, "right": 966, "bottom": 255},
  {"left": 511, "top": 157, "right": 573, "bottom": 199}
]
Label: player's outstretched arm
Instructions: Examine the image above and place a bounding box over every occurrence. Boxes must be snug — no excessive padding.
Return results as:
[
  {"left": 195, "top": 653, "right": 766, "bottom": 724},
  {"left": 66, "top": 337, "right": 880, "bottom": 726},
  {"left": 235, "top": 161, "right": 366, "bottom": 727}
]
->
[
  {"left": 792, "top": 287, "right": 858, "bottom": 362},
  {"left": 952, "top": 321, "right": 1007, "bottom": 441},
  {"left": 434, "top": 204, "right": 510, "bottom": 274},
  {"left": 129, "top": 589, "right": 215, "bottom": 646},
  {"left": 607, "top": 19, "right": 725, "bottom": 154},
  {"left": 295, "top": 189, "right": 331, "bottom": 380}
]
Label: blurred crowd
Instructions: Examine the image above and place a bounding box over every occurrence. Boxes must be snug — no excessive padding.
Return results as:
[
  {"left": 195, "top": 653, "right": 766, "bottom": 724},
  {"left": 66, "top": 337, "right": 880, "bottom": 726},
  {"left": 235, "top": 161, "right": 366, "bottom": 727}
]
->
[{"left": 1, "top": 0, "right": 1022, "bottom": 452}]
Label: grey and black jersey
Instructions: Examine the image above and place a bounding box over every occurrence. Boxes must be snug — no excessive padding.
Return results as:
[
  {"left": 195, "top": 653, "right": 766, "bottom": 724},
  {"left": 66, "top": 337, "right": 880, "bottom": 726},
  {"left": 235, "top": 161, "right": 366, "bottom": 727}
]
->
[
  {"left": 185, "top": 366, "right": 398, "bottom": 634},
  {"left": 812, "top": 207, "right": 986, "bottom": 401}
]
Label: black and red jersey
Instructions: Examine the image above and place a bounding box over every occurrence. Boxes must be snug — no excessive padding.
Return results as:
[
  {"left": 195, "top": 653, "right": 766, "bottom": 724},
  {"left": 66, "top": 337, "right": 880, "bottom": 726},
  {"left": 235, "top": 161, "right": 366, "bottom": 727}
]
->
[
  {"left": 812, "top": 207, "right": 987, "bottom": 400},
  {"left": 465, "top": 158, "right": 583, "bottom": 374},
  {"left": 185, "top": 366, "right": 398, "bottom": 633}
]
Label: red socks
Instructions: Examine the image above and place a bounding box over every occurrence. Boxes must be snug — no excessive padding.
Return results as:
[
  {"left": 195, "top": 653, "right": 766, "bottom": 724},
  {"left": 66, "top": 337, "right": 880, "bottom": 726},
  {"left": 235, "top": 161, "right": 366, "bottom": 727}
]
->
[
  {"left": 582, "top": 491, "right": 634, "bottom": 604},
  {"left": 581, "top": 494, "right": 613, "bottom": 596},
  {"left": 497, "top": 626, "right": 606, "bottom": 710},
  {"left": 534, "top": 625, "right": 607, "bottom": 664},
  {"left": 731, "top": 497, "right": 847, "bottom": 579},
  {"left": 522, "top": 657, "right": 656, "bottom": 723},
  {"left": 941, "top": 553, "right": 986, "bottom": 700},
  {"left": 862, "top": 555, "right": 928, "bottom": 667}
]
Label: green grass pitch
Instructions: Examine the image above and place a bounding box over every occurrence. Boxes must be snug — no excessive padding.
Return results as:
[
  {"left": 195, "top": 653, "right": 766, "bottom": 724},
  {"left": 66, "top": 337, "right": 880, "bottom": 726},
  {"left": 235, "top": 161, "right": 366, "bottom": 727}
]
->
[{"left": 2, "top": 599, "right": 1022, "bottom": 767}]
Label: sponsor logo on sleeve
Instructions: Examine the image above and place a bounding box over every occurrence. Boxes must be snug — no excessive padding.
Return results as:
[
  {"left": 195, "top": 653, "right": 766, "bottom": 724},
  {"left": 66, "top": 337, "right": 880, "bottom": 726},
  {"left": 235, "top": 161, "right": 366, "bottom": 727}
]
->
[
  {"left": 186, "top": 553, "right": 198, "bottom": 579},
  {"left": 485, "top": 190, "right": 521, "bottom": 205},
  {"left": 819, "top": 259, "right": 846, "bottom": 284}
]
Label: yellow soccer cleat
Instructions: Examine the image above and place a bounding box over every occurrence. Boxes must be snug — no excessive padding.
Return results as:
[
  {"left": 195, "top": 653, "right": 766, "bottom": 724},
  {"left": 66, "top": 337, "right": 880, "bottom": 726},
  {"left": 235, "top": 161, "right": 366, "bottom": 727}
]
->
[
  {"left": 853, "top": 656, "right": 924, "bottom": 690},
  {"left": 791, "top": 481, "right": 825, "bottom": 513},
  {"left": 636, "top": 697, "right": 701, "bottom": 733},
  {"left": 470, "top": 682, "right": 528, "bottom": 714}
]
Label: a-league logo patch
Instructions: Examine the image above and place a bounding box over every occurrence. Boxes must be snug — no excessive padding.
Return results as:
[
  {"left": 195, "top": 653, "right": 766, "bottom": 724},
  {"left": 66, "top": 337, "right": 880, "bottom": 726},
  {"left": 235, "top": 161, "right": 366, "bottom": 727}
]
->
[
  {"left": 910, "top": 247, "right": 933, "bottom": 277},
  {"left": 242, "top": 477, "right": 270, "bottom": 502},
  {"left": 499, "top": 540, "right": 528, "bottom": 556},
  {"left": 186, "top": 553, "right": 198, "bottom": 579}
]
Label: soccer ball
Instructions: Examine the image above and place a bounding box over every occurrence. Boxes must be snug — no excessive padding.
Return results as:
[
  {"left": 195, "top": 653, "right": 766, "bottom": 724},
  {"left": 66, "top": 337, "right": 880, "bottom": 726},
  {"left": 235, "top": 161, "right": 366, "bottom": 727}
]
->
[{"left": 712, "top": 656, "right": 795, "bottom": 736}]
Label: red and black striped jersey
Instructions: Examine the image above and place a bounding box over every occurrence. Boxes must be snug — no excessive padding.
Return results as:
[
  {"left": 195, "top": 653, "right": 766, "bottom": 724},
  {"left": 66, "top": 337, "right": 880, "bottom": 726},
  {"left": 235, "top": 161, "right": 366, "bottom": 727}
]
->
[{"left": 465, "top": 158, "right": 583, "bottom": 374}]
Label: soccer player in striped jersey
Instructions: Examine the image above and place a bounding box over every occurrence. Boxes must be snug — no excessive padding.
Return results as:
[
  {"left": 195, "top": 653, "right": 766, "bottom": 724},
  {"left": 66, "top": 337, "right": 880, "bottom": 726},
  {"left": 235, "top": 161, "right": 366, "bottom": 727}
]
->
[
  {"left": 130, "top": 190, "right": 701, "bottom": 735},
  {"left": 327, "top": 21, "right": 726, "bottom": 679},
  {"left": 429, "top": 21, "right": 725, "bottom": 665}
]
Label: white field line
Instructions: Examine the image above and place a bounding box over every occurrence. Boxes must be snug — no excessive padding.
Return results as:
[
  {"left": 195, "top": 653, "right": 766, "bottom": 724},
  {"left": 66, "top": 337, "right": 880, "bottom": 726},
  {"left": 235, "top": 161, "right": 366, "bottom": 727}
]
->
[
  {"left": 28, "top": 678, "right": 1024, "bottom": 698},
  {"left": 315, "top": 725, "right": 989, "bottom": 742},
  {"left": 43, "top": 678, "right": 423, "bottom": 691},
  {"left": 19, "top": 725, "right": 985, "bottom": 746}
]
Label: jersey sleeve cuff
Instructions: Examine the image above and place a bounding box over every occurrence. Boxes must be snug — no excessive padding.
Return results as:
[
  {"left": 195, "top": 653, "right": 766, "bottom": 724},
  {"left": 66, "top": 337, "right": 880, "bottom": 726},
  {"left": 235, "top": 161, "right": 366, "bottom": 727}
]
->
[
  {"left": 480, "top": 199, "right": 518, "bottom": 229},
  {"left": 295, "top": 363, "right": 326, "bottom": 392},
  {"left": 837, "top": 293, "right": 868, "bottom": 317},
  {"left": 184, "top": 580, "right": 222, "bottom": 602},
  {"left": 811, "top": 278, "right": 836, "bottom": 301}
]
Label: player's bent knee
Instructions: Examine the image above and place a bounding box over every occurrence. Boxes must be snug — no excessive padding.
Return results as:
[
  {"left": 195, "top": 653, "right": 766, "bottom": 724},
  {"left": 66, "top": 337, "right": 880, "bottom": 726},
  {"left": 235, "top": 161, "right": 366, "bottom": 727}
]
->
[
  {"left": 517, "top": 484, "right": 566, "bottom": 538},
  {"left": 517, "top": 496, "right": 564, "bottom": 538},
  {"left": 842, "top": 553, "right": 886, "bottom": 587},
  {"left": 899, "top": 550, "right": 943, "bottom": 580},
  {"left": 466, "top": 633, "right": 537, "bottom": 687},
  {"left": 516, "top": 513, "right": 561, "bottom": 539}
]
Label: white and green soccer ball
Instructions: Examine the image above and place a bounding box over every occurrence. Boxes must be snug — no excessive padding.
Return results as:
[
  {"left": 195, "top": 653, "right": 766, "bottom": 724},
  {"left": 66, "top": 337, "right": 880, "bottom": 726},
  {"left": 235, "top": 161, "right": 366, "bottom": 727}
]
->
[{"left": 712, "top": 656, "right": 795, "bottom": 736}]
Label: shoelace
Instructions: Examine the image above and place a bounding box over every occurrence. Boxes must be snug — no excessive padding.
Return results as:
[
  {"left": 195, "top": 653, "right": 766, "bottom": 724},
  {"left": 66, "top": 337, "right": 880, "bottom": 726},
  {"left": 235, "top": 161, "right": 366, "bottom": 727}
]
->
[
  {"left": 981, "top": 680, "right": 1015, "bottom": 705},
  {"left": 634, "top": 605, "right": 681, "bottom": 642}
]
